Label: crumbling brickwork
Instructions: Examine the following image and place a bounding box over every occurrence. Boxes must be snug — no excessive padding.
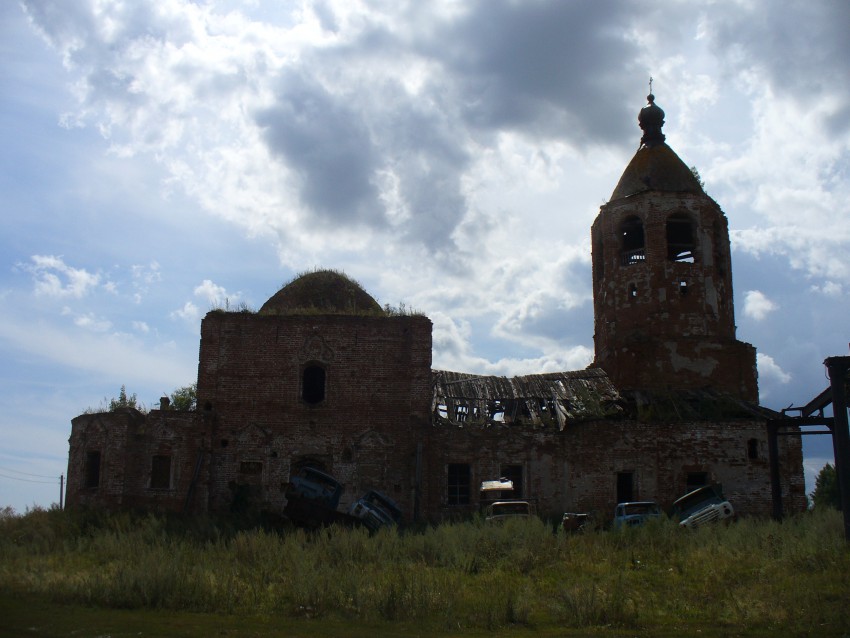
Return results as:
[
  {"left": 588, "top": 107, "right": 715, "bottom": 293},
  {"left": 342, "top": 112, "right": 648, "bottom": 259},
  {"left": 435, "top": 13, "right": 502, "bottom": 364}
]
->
[
  {"left": 65, "top": 97, "right": 808, "bottom": 524},
  {"left": 592, "top": 189, "right": 758, "bottom": 402},
  {"left": 66, "top": 408, "right": 203, "bottom": 512},
  {"left": 195, "top": 311, "right": 433, "bottom": 516},
  {"left": 420, "top": 417, "right": 805, "bottom": 522}
]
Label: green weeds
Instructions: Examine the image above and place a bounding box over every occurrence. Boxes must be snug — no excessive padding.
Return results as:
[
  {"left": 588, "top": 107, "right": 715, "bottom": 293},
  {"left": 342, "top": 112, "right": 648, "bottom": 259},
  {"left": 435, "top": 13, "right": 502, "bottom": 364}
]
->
[{"left": 1, "top": 507, "right": 848, "bottom": 634}]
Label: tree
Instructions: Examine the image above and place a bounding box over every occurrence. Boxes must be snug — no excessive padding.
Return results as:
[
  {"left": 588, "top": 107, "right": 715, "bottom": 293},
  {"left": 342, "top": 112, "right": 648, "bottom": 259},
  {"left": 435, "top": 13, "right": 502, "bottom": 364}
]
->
[
  {"left": 108, "top": 385, "right": 139, "bottom": 411},
  {"left": 811, "top": 463, "right": 841, "bottom": 510},
  {"left": 689, "top": 165, "right": 705, "bottom": 190},
  {"left": 169, "top": 383, "right": 197, "bottom": 411}
]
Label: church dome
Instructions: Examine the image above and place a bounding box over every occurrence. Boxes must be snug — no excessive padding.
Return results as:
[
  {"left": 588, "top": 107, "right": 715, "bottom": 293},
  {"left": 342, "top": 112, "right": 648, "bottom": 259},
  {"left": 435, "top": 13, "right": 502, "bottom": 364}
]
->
[
  {"left": 610, "top": 143, "right": 703, "bottom": 201},
  {"left": 260, "top": 270, "right": 384, "bottom": 315},
  {"left": 610, "top": 94, "right": 704, "bottom": 201},
  {"left": 638, "top": 93, "right": 665, "bottom": 147}
]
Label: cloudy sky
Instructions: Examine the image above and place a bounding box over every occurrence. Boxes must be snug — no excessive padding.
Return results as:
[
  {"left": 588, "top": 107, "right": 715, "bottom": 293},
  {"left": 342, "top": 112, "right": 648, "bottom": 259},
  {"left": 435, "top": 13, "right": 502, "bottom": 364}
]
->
[{"left": 2, "top": 0, "right": 848, "bottom": 513}]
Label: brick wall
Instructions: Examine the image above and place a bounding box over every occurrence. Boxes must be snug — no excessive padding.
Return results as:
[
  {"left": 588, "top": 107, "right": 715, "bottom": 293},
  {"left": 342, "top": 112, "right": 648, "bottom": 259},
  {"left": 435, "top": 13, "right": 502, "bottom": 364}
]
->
[
  {"left": 66, "top": 312, "right": 806, "bottom": 524},
  {"left": 196, "top": 311, "right": 433, "bottom": 516},
  {"left": 421, "top": 418, "right": 805, "bottom": 523},
  {"left": 66, "top": 408, "right": 203, "bottom": 512},
  {"left": 591, "top": 191, "right": 758, "bottom": 401}
]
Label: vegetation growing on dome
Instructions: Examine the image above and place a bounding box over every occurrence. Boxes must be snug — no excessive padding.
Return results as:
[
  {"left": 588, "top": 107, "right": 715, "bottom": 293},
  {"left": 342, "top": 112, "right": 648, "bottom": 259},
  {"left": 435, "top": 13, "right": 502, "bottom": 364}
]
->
[
  {"left": 259, "top": 268, "right": 386, "bottom": 316},
  {"left": 208, "top": 299, "right": 255, "bottom": 314},
  {"left": 382, "top": 300, "right": 424, "bottom": 317}
]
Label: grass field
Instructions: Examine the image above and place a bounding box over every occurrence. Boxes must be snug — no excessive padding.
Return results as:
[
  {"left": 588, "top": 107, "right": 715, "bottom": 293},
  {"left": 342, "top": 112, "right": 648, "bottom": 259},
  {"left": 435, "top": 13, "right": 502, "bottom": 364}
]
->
[{"left": 1, "top": 507, "right": 848, "bottom": 637}]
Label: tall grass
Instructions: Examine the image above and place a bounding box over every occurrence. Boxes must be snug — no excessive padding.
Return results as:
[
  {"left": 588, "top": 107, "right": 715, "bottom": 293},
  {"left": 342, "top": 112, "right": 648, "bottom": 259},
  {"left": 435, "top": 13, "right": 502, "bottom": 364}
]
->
[{"left": 1, "top": 507, "right": 848, "bottom": 633}]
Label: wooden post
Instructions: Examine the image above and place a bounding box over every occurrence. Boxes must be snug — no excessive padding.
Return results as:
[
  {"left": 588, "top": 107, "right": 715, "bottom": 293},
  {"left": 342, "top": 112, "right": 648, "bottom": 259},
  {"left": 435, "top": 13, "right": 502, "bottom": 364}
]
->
[{"left": 825, "top": 356, "right": 850, "bottom": 541}]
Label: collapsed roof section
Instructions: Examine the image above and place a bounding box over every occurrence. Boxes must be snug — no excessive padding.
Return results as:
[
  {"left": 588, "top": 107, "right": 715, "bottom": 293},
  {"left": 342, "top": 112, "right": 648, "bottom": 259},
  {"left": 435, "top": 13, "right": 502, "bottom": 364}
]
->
[
  {"left": 431, "top": 368, "right": 779, "bottom": 429},
  {"left": 432, "top": 368, "right": 624, "bottom": 430}
]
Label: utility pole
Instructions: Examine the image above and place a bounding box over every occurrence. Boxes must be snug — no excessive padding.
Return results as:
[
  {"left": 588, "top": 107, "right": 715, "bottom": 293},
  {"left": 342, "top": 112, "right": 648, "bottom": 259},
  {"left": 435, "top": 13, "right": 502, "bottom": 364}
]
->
[
  {"left": 825, "top": 356, "right": 850, "bottom": 542},
  {"left": 59, "top": 474, "right": 64, "bottom": 510}
]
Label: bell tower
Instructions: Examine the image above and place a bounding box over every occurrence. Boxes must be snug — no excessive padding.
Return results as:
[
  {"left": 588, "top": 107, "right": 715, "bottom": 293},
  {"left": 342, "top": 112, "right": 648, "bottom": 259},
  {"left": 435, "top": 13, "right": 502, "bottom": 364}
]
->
[{"left": 591, "top": 93, "right": 758, "bottom": 402}]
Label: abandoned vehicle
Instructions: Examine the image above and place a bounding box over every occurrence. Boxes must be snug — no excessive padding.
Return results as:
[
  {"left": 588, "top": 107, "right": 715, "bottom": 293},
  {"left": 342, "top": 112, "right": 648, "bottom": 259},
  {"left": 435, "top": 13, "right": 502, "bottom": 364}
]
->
[
  {"left": 612, "top": 502, "right": 663, "bottom": 529},
  {"left": 65, "top": 94, "right": 807, "bottom": 524},
  {"left": 485, "top": 501, "right": 533, "bottom": 524},
  {"left": 671, "top": 484, "right": 736, "bottom": 529}
]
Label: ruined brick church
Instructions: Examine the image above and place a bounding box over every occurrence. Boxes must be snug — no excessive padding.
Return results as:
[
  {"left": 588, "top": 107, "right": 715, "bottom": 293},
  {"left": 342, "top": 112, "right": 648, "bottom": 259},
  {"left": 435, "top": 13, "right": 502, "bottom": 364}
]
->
[{"left": 66, "top": 95, "right": 807, "bottom": 521}]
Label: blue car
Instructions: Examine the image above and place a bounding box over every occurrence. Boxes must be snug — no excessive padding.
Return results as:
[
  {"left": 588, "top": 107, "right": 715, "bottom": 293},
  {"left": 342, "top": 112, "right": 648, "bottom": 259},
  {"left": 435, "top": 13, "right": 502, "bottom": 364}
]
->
[{"left": 613, "top": 501, "right": 662, "bottom": 529}]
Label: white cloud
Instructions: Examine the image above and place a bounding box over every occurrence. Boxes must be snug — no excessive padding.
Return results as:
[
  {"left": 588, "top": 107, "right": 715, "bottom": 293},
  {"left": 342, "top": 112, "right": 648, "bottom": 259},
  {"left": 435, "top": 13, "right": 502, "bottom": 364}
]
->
[
  {"left": 743, "top": 290, "right": 777, "bottom": 321},
  {"left": 193, "top": 279, "right": 236, "bottom": 307},
  {"left": 19, "top": 0, "right": 849, "bottom": 360},
  {"left": 708, "top": 71, "right": 850, "bottom": 285},
  {"left": 22, "top": 255, "right": 101, "bottom": 299},
  {"left": 810, "top": 281, "right": 843, "bottom": 297},
  {"left": 131, "top": 261, "right": 162, "bottom": 301},
  {"left": 171, "top": 279, "right": 241, "bottom": 323},
  {"left": 133, "top": 321, "right": 150, "bottom": 333},
  {"left": 0, "top": 313, "right": 195, "bottom": 387},
  {"left": 757, "top": 353, "right": 791, "bottom": 385},
  {"left": 171, "top": 300, "right": 200, "bottom": 323},
  {"left": 431, "top": 310, "right": 593, "bottom": 375},
  {"left": 72, "top": 312, "right": 112, "bottom": 333}
]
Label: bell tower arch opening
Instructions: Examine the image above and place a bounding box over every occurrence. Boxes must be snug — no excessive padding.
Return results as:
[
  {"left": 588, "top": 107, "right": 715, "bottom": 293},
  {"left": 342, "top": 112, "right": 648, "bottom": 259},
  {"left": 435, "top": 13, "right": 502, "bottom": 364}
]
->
[
  {"left": 620, "top": 216, "right": 646, "bottom": 266},
  {"left": 666, "top": 213, "right": 696, "bottom": 263}
]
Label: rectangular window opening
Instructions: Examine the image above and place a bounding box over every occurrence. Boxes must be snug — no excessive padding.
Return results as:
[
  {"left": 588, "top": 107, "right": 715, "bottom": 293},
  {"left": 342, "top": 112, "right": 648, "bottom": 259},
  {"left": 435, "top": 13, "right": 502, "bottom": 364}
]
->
[
  {"left": 84, "top": 450, "right": 101, "bottom": 489},
  {"left": 616, "top": 471, "right": 634, "bottom": 504},
  {"left": 747, "top": 438, "right": 759, "bottom": 460},
  {"left": 150, "top": 455, "right": 172, "bottom": 490},
  {"left": 447, "top": 463, "right": 471, "bottom": 506}
]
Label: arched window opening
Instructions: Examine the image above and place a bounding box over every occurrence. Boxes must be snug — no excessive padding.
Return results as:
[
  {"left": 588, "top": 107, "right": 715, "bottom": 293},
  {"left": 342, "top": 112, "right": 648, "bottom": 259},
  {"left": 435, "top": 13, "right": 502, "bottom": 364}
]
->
[
  {"left": 302, "top": 364, "right": 326, "bottom": 404},
  {"left": 620, "top": 216, "right": 645, "bottom": 266},
  {"left": 628, "top": 283, "right": 638, "bottom": 299},
  {"left": 666, "top": 214, "right": 695, "bottom": 263},
  {"left": 679, "top": 279, "right": 689, "bottom": 296}
]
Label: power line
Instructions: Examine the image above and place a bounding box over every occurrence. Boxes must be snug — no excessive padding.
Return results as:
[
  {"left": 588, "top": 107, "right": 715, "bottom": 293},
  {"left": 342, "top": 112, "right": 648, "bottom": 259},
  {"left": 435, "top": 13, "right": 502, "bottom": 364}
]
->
[
  {"left": 0, "top": 465, "right": 57, "bottom": 479},
  {"left": 0, "top": 471, "right": 57, "bottom": 485}
]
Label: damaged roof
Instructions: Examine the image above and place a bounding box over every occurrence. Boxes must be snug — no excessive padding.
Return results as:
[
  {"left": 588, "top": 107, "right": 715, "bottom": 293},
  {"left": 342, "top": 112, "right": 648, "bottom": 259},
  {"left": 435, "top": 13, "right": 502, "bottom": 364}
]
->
[
  {"left": 622, "top": 387, "right": 781, "bottom": 422},
  {"left": 432, "top": 368, "right": 624, "bottom": 430},
  {"left": 431, "top": 368, "right": 777, "bottom": 429}
]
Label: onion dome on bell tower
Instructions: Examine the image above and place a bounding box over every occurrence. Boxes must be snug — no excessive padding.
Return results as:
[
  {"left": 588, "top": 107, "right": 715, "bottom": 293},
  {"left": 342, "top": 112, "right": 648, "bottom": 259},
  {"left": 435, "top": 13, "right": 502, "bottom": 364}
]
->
[{"left": 638, "top": 93, "right": 666, "bottom": 148}]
